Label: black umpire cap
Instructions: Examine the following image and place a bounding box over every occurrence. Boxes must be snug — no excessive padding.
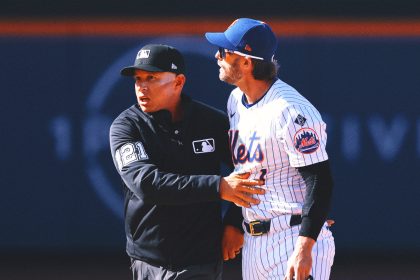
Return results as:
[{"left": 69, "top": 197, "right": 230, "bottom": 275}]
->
[{"left": 120, "top": 44, "right": 185, "bottom": 76}]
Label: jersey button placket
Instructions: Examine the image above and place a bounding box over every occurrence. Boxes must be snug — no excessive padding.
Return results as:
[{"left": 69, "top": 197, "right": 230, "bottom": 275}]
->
[{"left": 173, "top": 129, "right": 183, "bottom": 146}]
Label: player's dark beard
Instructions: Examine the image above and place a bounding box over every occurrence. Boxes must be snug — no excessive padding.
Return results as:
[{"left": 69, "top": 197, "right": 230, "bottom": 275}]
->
[{"left": 220, "top": 57, "right": 242, "bottom": 85}]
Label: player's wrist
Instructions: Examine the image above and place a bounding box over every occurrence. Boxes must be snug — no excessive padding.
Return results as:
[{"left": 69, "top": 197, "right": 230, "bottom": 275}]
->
[{"left": 295, "top": 236, "right": 315, "bottom": 253}]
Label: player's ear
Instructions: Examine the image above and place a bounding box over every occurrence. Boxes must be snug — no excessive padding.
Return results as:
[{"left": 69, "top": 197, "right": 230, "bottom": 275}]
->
[
  {"left": 243, "top": 57, "right": 254, "bottom": 73},
  {"left": 243, "top": 56, "right": 251, "bottom": 65}
]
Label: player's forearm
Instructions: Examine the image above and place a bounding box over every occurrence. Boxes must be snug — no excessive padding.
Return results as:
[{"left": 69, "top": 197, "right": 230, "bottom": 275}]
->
[{"left": 297, "top": 160, "right": 333, "bottom": 240}]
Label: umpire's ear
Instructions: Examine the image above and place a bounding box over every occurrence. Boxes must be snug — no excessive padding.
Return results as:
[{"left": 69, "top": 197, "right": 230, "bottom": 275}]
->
[{"left": 174, "top": 73, "right": 186, "bottom": 89}]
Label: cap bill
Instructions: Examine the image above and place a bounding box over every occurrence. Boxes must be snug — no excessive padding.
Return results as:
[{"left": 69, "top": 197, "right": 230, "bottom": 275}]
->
[
  {"left": 205, "top": 32, "right": 236, "bottom": 50},
  {"left": 120, "top": 65, "right": 167, "bottom": 76}
]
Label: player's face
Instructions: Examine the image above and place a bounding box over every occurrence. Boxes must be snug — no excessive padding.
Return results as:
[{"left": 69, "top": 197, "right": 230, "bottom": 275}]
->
[
  {"left": 133, "top": 70, "right": 180, "bottom": 113},
  {"left": 216, "top": 49, "right": 243, "bottom": 85}
]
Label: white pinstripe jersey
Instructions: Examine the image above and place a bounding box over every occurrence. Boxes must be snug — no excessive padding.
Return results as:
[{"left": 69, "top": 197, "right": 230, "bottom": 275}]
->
[{"left": 227, "top": 79, "right": 329, "bottom": 222}]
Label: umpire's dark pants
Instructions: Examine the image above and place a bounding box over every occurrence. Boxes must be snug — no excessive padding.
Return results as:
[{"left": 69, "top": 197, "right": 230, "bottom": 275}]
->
[{"left": 131, "top": 259, "right": 222, "bottom": 280}]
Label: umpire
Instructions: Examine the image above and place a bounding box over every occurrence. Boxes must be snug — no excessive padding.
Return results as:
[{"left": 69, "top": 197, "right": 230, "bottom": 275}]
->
[{"left": 109, "top": 44, "right": 264, "bottom": 279}]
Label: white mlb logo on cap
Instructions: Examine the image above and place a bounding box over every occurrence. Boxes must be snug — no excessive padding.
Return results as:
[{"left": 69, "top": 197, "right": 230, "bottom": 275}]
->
[{"left": 137, "top": 50, "right": 150, "bottom": 59}]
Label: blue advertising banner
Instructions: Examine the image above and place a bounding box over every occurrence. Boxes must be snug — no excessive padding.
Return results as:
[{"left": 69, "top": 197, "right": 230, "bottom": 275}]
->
[{"left": 1, "top": 34, "right": 419, "bottom": 254}]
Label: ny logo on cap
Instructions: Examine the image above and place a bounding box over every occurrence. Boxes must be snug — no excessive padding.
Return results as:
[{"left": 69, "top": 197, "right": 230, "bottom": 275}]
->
[
  {"left": 171, "top": 63, "right": 178, "bottom": 70},
  {"left": 137, "top": 50, "right": 150, "bottom": 59}
]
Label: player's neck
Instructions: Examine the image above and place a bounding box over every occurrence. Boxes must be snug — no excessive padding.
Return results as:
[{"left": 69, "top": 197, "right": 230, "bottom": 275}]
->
[{"left": 238, "top": 78, "right": 273, "bottom": 104}]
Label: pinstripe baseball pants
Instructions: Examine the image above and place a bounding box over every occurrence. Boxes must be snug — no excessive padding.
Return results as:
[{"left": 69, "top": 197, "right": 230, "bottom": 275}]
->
[{"left": 242, "top": 221, "right": 335, "bottom": 280}]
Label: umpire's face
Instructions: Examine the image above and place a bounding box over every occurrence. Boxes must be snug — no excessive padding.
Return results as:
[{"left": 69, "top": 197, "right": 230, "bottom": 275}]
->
[{"left": 133, "top": 69, "right": 185, "bottom": 113}]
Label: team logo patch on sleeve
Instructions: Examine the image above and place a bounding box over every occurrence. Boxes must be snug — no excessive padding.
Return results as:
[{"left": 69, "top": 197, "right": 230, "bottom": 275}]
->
[
  {"left": 294, "top": 114, "right": 307, "bottom": 126},
  {"left": 192, "top": 138, "right": 215, "bottom": 154},
  {"left": 294, "top": 128, "right": 320, "bottom": 154}
]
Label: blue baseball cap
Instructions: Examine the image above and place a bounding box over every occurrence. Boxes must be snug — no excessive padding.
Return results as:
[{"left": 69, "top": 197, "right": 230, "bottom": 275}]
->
[{"left": 205, "top": 18, "right": 277, "bottom": 61}]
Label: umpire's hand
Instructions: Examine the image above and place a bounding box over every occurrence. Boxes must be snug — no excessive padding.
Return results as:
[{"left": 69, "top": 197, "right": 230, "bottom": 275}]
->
[
  {"left": 219, "top": 172, "right": 265, "bottom": 207},
  {"left": 222, "top": 225, "right": 244, "bottom": 261}
]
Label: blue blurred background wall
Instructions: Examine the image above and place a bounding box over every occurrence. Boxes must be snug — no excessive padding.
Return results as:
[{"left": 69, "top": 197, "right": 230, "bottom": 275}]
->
[{"left": 1, "top": 1, "right": 420, "bottom": 279}]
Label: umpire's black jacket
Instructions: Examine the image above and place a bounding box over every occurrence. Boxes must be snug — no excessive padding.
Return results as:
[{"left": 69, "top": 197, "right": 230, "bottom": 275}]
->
[{"left": 110, "top": 95, "right": 241, "bottom": 270}]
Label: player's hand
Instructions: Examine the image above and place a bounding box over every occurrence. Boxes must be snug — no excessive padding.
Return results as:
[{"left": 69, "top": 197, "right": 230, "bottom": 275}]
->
[
  {"left": 284, "top": 236, "right": 315, "bottom": 280},
  {"left": 219, "top": 172, "right": 265, "bottom": 208},
  {"left": 222, "top": 225, "right": 244, "bottom": 261}
]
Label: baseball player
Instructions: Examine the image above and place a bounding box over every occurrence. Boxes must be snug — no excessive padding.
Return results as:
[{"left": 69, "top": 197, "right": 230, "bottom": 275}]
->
[{"left": 205, "top": 18, "right": 335, "bottom": 280}]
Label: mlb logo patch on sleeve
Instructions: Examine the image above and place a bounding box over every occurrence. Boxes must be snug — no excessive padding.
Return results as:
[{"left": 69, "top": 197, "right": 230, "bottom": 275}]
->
[{"left": 192, "top": 138, "right": 215, "bottom": 154}]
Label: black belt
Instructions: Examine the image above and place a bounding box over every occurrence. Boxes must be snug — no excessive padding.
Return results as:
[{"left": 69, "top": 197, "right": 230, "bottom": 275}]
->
[{"left": 244, "top": 215, "right": 302, "bottom": 236}]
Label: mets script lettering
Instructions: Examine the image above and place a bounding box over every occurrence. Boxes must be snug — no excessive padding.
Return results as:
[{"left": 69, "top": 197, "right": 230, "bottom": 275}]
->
[{"left": 229, "top": 130, "right": 264, "bottom": 164}]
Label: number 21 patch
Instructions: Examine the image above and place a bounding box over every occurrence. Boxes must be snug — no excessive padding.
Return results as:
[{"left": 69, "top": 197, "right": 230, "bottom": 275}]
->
[
  {"left": 294, "top": 128, "right": 320, "bottom": 154},
  {"left": 115, "top": 142, "right": 148, "bottom": 171}
]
